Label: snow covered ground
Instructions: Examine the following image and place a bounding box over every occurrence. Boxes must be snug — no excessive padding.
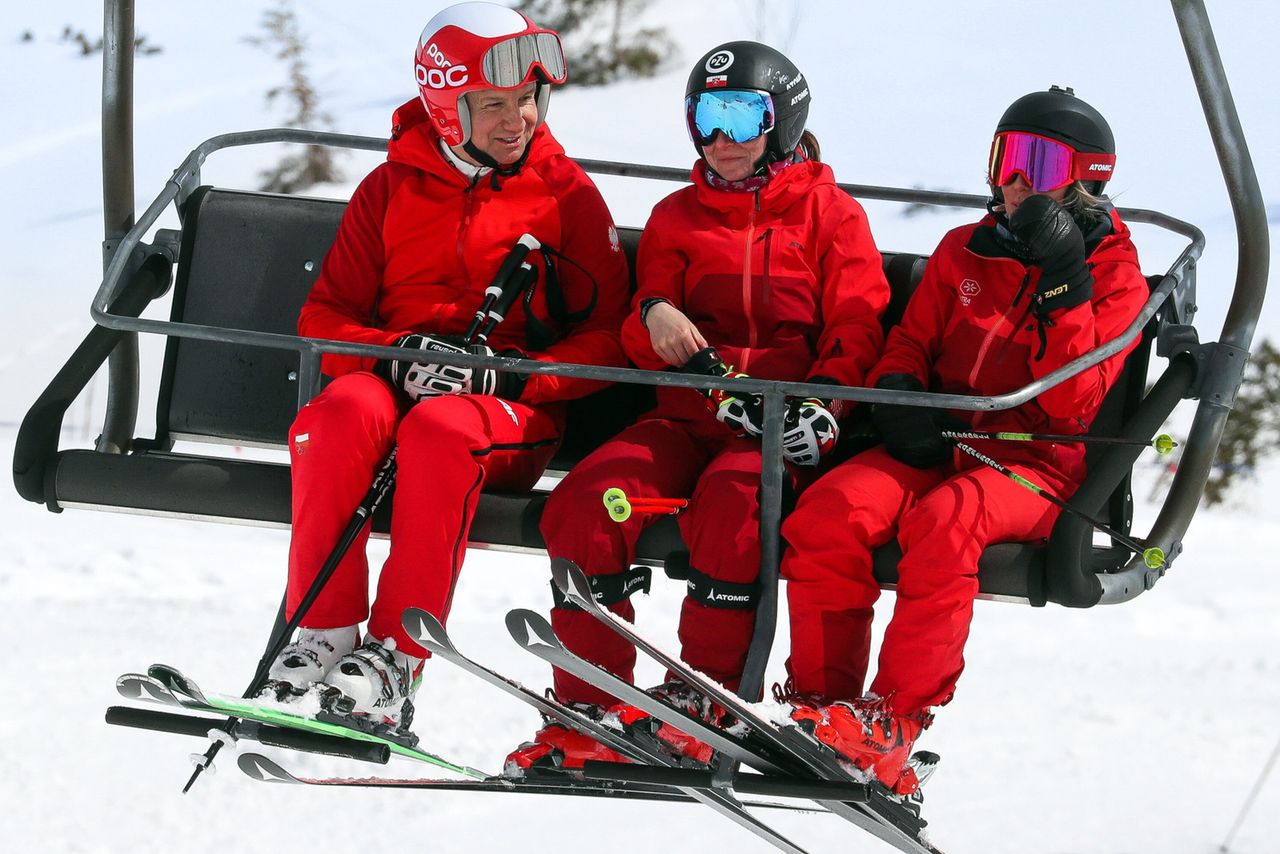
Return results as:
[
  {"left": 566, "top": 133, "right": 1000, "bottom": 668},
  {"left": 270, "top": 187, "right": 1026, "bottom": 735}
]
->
[{"left": 3, "top": 2, "right": 1279, "bottom": 852}]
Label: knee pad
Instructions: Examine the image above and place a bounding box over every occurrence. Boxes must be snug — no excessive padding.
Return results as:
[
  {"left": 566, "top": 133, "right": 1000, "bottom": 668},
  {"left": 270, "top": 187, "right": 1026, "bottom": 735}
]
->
[
  {"left": 551, "top": 565, "right": 652, "bottom": 610},
  {"left": 685, "top": 565, "right": 759, "bottom": 610}
]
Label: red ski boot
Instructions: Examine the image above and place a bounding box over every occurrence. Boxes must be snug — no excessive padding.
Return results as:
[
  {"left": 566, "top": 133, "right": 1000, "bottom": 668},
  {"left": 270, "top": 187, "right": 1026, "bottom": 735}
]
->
[
  {"left": 788, "top": 694, "right": 933, "bottom": 795},
  {"left": 504, "top": 701, "right": 629, "bottom": 778},
  {"left": 605, "top": 680, "right": 736, "bottom": 766}
]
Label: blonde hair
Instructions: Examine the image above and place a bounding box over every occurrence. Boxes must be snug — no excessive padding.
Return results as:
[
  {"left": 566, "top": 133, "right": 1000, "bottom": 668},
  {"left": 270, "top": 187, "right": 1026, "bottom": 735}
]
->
[{"left": 1060, "top": 181, "right": 1108, "bottom": 222}]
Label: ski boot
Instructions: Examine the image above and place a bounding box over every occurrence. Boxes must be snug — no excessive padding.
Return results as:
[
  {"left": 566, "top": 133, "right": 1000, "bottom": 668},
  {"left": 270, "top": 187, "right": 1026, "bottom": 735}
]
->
[
  {"left": 320, "top": 636, "right": 422, "bottom": 741},
  {"left": 504, "top": 698, "right": 629, "bottom": 778},
  {"left": 605, "top": 680, "right": 737, "bottom": 766},
  {"left": 262, "top": 625, "right": 359, "bottom": 697},
  {"left": 787, "top": 693, "right": 934, "bottom": 796}
]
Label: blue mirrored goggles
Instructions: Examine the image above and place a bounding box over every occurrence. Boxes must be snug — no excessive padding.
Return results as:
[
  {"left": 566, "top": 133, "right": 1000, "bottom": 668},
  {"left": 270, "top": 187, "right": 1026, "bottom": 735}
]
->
[{"left": 685, "top": 89, "right": 776, "bottom": 146}]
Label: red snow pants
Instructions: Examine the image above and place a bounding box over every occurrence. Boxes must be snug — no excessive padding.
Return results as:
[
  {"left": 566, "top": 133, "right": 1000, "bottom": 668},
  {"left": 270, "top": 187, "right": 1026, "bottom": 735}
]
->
[
  {"left": 541, "top": 413, "right": 766, "bottom": 707},
  {"left": 780, "top": 445, "right": 1070, "bottom": 715},
  {"left": 286, "top": 372, "right": 561, "bottom": 658}
]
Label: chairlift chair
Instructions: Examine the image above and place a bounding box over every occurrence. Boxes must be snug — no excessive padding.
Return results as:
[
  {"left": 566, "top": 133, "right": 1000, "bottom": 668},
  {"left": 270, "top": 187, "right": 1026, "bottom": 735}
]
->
[{"left": 11, "top": 0, "right": 1268, "bottom": 726}]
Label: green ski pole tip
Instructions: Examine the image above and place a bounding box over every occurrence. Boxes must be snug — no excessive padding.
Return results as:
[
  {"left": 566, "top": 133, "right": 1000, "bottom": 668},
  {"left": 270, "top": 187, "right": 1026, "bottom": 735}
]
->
[
  {"left": 1142, "top": 547, "right": 1166, "bottom": 569},
  {"left": 1153, "top": 434, "right": 1177, "bottom": 455}
]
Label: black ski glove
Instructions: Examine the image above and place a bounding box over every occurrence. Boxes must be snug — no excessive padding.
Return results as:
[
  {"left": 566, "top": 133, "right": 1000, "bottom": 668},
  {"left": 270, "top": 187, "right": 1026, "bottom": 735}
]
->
[
  {"left": 1009, "top": 194, "right": 1094, "bottom": 316},
  {"left": 378, "top": 334, "right": 528, "bottom": 402},
  {"left": 870, "top": 373, "right": 961, "bottom": 469},
  {"left": 682, "top": 346, "right": 765, "bottom": 438}
]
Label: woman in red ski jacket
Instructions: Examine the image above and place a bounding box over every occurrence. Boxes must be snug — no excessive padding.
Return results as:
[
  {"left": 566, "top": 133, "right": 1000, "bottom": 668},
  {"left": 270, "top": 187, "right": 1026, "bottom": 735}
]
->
[
  {"left": 266, "top": 4, "right": 629, "bottom": 737},
  {"left": 506, "top": 40, "right": 889, "bottom": 774},
  {"left": 781, "top": 87, "right": 1150, "bottom": 794}
]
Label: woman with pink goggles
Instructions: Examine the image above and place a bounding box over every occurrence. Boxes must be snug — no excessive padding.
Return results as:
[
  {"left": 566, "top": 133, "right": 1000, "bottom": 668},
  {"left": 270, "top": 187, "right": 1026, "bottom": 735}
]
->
[{"left": 778, "top": 85, "right": 1150, "bottom": 796}]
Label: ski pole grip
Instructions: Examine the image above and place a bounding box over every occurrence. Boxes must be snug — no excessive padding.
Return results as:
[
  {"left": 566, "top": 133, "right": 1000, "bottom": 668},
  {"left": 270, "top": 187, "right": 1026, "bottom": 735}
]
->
[
  {"left": 465, "top": 234, "right": 541, "bottom": 341},
  {"left": 681, "top": 346, "right": 729, "bottom": 377},
  {"left": 488, "top": 233, "right": 540, "bottom": 302},
  {"left": 476, "top": 261, "right": 539, "bottom": 344},
  {"left": 496, "top": 262, "right": 537, "bottom": 317}
]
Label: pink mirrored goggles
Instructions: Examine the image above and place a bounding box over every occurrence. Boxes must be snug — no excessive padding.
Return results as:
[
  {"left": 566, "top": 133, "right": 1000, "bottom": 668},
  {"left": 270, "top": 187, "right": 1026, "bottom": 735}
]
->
[{"left": 988, "top": 131, "right": 1116, "bottom": 193}]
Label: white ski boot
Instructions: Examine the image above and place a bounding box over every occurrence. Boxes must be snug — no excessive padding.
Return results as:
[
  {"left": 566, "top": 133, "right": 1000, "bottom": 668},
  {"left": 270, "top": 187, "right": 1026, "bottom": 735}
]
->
[
  {"left": 264, "top": 625, "right": 359, "bottom": 694},
  {"left": 322, "top": 636, "right": 422, "bottom": 733}
]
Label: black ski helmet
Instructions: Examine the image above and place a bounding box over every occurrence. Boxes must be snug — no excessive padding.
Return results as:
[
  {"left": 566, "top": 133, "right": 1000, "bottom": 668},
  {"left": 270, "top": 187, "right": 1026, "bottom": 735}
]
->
[
  {"left": 685, "top": 40, "right": 810, "bottom": 166},
  {"left": 995, "top": 85, "right": 1115, "bottom": 195}
]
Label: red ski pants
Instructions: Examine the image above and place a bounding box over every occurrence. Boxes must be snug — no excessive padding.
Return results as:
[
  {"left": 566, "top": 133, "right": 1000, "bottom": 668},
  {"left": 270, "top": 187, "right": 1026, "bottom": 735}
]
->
[
  {"left": 286, "top": 372, "right": 560, "bottom": 658},
  {"left": 781, "top": 445, "right": 1069, "bottom": 715},
  {"left": 541, "top": 416, "right": 765, "bottom": 707}
]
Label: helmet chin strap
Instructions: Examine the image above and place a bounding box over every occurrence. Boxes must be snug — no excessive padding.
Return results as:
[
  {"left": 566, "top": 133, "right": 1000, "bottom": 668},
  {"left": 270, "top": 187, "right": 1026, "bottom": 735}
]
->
[{"left": 461, "top": 139, "right": 532, "bottom": 176}]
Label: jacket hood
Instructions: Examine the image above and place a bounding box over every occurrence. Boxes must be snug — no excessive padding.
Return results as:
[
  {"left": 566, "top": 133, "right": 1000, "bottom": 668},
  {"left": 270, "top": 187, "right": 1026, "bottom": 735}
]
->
[{"left": 386, "top": 97, "right": 564, "bottom": 178}]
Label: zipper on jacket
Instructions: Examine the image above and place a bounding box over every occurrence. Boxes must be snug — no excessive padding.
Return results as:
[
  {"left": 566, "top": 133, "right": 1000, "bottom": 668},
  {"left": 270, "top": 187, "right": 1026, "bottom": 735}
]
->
[
  {"left": 969, "top": 270, "right": 1033, "bottom": 388},
  {"left": 456, "top": 184, "right": 478, "bottom": 282},
  {"left": 761, "top": 228, "right": 774, "bottom": 310},
  {"left": 742, "top": 193, "right": 763, "bottom": 353}
]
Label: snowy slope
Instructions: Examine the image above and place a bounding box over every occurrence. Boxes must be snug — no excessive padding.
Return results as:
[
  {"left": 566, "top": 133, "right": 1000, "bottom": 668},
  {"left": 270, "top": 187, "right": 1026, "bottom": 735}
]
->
[{"left": 3, "top": 2, "right": 1279, "bottom": 852}]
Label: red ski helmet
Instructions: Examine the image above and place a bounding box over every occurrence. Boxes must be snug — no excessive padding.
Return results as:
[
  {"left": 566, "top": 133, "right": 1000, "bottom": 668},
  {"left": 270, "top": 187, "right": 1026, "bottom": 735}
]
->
[{"left": 415, "top": 2, "right": 567, "bottom": 146}]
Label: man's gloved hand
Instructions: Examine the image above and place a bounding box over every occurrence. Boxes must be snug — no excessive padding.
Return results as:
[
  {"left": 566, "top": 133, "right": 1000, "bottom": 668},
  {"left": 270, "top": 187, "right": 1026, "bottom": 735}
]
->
[
  {"left": 1009, "top": 194, "right": 1094, "bottom": 316},
  {"left": 379, "top": 334, "right": 527, "bottom": 402},
  {"left": 870, "top": 373, "right": 959, "bottom": 469},
  {"left": 682, "top": 346, "right": 764, "bottom": 438},
  {"left": 781, "top": 398, "right": 841, "bottom": 467}
]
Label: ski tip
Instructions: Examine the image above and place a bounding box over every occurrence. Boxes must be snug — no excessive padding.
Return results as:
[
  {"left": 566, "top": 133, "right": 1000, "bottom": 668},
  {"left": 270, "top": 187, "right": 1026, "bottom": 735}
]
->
[
  {"left": 237, "top": 752, "right": 299, "bottom": 784},
  {"left": 116, "top": 674, "right": 175, "bottom": 705},
  {"left": 551, "top": 559, "right": 595, "bottom": 609},
  {"left": 400, "top": 607, "right": 453, "bottom": 654},
  {"left": 549, "top": 557, "right": 573, "bottom": 593},
  {"left": 504, "top": 609, "right": 562, "bottom": 652}
]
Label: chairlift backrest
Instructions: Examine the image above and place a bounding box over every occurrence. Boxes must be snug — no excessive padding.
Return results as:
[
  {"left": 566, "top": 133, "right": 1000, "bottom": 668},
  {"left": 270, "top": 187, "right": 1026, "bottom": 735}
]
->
[
  {"left": 154, "top": 186, "right": 941, "bottom": 468},
  {"left": 157, "top": 187, "right": 347, "bottom": 449}
]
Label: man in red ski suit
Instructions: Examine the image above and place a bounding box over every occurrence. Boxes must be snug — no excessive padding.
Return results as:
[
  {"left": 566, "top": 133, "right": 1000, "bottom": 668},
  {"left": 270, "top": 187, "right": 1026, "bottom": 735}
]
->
[
  {"left": 782, "top": 87, "right": 1150, "bottom": 794},
  {"left": 507, "top": 41, "right": 889, "bottom": 774},
  {"left": 269, "top": 4, "right": 628, "bottom": 733}
]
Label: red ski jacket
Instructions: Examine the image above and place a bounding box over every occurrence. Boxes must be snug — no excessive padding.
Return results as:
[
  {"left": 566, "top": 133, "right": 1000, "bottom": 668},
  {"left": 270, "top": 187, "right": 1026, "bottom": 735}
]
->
[
  {"left": 622, "top": 159, "right": 889, "bottom": 417},
  {"left": 869, "top": 208, "right": 1149, "bottom": 482},
  {"left": 298, "top": 98, "right": 630, "bottom": 405}
]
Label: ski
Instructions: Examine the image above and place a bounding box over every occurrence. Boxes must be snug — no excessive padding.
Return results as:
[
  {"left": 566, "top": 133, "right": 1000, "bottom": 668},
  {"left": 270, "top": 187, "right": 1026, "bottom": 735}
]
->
[
  {"left": 236, "top": 751, "right": 813, "bottom": 811},
  {"left": 504, "top": 604, "right": 930, "bottom": 852},
  {"left": 400, "top": 607, "right": 814, "bottom": 854},
  {"left": 116, "top": 665, "right": 486, "bottom": 779},
  {"left": 503, "top": 608, "right": 795, "bottom": 777},
  {"left": 551, "top": 558, "right": 943, "bottom": 854}
]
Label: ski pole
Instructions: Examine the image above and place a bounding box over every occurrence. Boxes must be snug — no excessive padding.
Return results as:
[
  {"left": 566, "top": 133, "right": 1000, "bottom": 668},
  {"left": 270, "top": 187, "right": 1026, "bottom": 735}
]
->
[
  {"left": 464, "top": 233, "right": 539, "bottom": 341},
  {"left": 1218, "top": 731, "right": 1280, "bottom": 852},
  {"left": 182, "top": 450, "right": 398, "bottom": 792},
  {"left": 941, "top": 430, "right": 1177, "bottom": 455},
  {"left": 182, "top": 237, "right": 539, "bottom": 792},
  {"left": 602, "top": 487, "right": 689, "bottom": 523},
  {"left": 951, "top": 440, "right": 1166, "bottom": 569}
]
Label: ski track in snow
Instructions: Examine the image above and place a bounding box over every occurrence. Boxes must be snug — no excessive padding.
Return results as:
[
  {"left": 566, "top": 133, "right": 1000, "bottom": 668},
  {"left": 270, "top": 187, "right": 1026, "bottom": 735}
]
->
[{"left": 4, "top": 2, "right": 1280, "bottom": 852}]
